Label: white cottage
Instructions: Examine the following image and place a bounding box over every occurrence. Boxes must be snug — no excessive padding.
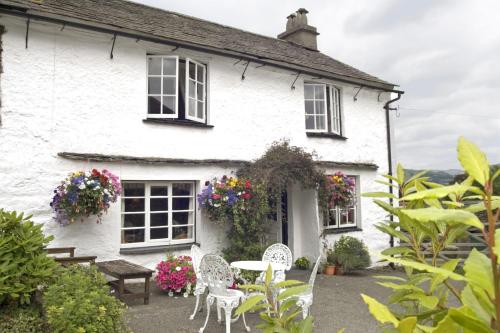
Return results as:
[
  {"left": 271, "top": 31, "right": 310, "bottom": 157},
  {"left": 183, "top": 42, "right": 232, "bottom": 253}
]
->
[{"left": 0, "top": 0, "right": 403, "bottom": 268}]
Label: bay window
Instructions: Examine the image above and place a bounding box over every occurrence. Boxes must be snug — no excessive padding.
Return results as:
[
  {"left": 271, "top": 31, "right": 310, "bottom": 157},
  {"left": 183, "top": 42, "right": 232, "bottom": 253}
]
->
[
  {"left": 121, "top": 181, "right": 195, "bottom": 246},
  {"left": 147, "top": 56, "right": 207, "bottom": 123}
]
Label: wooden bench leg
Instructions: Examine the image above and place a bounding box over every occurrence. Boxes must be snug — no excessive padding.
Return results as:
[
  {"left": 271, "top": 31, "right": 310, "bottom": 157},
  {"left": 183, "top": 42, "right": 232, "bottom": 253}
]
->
[
  {"left": 144, "top": 277, "right": 150, "bottom": 305},
  {"left": 118, "top": 277, "right": 125, "bottom": 301}
]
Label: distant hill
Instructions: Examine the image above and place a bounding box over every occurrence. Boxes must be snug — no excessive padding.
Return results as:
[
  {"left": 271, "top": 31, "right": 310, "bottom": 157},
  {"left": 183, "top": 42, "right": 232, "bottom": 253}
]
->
[{"left": 406, "top": 169, "right": 462, "bottom": 185}]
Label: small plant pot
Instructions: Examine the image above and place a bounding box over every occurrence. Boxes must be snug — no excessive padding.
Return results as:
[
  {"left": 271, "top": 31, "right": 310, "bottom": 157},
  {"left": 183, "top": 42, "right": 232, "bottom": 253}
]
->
[
  {"left": 324, "top": 264, "right": 336, "bottom": 275},
  {"left": 334, "top": 265, "right": 343, "bottom": 275}
]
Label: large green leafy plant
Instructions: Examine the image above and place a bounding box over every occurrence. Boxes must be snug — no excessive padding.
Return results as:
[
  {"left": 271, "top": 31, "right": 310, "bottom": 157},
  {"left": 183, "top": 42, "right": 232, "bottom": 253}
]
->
[
  {"left": 362, "top": 137, "right": 500, "bottom": 332},
  {"left": 44, "top": 265, "right": 129, "bottom": 333},
  {"left": 0, "top": 209, "right": 57, "bottom": 305},
  {"left": 235, "top": 265, "right": 314, "bottom": 333}
]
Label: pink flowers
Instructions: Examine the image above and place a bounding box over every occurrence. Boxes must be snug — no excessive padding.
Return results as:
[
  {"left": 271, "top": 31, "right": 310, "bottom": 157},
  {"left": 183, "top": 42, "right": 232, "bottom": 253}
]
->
[{"left": 155, "top": 255, "right": 196, "bottom": 294}]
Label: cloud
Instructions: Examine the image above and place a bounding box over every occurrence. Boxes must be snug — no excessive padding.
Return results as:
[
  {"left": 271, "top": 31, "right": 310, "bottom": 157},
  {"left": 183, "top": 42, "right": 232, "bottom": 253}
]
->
[{"left": 133, "top": 0, "right": 500, "bottom": 169}]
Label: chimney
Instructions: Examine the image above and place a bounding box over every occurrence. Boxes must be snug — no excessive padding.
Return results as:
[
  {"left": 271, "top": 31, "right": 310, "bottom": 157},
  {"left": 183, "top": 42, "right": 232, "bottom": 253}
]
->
[{"left": 278, "top": 8, "right": 319, "bottom": 50}]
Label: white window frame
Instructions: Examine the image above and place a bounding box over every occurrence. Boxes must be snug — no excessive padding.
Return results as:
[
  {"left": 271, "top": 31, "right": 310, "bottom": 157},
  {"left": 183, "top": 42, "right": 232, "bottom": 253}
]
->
[
  {"left": 324, "top": 175, "right": 359, "bottom": 230},
  {"left": 330, "top": 86, "right": 342, "bottom": 135},
  {"left": 185, "top": 58, "right": 206, "bottom": 123},
  {"left": 120, "top": 181, "right": 195, "bottom": 248},
  {"left": 304, "top": 83, "right": 328, "bottom": 133},
  {"left": 147, "top": 55, "right": 179, "bottom": 119}
]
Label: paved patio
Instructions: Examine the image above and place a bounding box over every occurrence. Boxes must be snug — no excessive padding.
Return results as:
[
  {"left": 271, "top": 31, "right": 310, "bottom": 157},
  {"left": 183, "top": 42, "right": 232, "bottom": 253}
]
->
[{"left": 125, "top": 267, "right": 400, "bottom": 333}]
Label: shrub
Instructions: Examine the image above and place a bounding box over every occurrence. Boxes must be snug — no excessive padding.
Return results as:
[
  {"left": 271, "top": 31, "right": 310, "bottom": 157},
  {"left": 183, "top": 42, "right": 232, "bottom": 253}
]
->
[
  {"left": 331, "top": 236, "right": 371, "bottom": 273},
  {"left": 294, "top": 257, "right": 310, "bottom": 270},
  {"left": 0, "top": 305, "right": 48, "bottom": 333},
  {"left": 44, "top": 265, "right": 129, "bottom": 333},
  {"left": 0, "top": 209, "right": 57, "bottom": 305}
]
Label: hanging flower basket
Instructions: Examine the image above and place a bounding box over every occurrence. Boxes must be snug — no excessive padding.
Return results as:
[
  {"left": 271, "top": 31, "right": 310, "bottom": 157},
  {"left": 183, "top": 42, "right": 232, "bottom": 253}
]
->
[
  {"left": 50, "top": 169, "right": 121, "bottom": 225},
  {"left": 326, "top": 171, "right": 355, "bottom": 208},
  {"left": 197, "top": 175, "right": 253, "bottom": 223},
  {"left": 155, "top": 255, "right": 196, "bottom": 296}
]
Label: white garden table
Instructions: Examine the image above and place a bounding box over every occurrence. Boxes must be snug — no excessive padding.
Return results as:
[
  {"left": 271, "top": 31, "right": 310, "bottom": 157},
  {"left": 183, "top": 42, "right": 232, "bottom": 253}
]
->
[{"left": 230, "top": 260, "right": 287, "bottom": 285}]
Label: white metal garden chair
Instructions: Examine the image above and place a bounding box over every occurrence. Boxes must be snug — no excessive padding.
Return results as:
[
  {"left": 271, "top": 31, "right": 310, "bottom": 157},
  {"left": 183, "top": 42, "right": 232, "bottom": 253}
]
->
[
  {"left": 295, "top": 256, "right": 321, "bottom": 319},
  {"left": 199, "top": 254, "right": 250, "bottom": 333},
  {"left": 189, "top": 244, "right": 207, "bottom": 320},
  {"left": 256, "top": 243, "right": 293, "bottom": 284}
]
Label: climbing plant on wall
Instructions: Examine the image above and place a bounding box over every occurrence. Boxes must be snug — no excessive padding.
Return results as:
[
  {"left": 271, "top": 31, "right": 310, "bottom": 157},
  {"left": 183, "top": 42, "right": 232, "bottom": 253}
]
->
[{"left": 199, "top": 140, "right": 329, "bottom": 263}]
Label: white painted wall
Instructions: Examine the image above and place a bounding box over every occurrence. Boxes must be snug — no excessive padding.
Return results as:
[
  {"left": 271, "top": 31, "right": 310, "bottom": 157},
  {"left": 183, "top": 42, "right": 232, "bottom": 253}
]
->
[{"left": 0, "top": 16, "right": 393, "bottom": 266}]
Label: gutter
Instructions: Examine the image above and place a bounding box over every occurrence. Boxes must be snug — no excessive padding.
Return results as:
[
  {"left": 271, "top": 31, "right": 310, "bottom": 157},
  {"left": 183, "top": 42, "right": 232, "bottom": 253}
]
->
[
  {"left": 384, "top": 91, "right": 404, "bottom": 248},
  {"left": 0, "top": 4, "right": 403, "bottom": 93}
]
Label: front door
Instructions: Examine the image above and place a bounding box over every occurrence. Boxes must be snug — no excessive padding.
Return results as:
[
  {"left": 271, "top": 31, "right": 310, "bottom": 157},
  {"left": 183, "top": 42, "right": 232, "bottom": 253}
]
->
[{"left": 268, "top": 191, "right": 289, "bottom": 245}]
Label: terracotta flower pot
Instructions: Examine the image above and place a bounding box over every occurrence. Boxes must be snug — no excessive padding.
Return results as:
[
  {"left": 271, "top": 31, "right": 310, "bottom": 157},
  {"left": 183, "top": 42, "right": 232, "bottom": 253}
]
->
[
  {"left": 334, "top": 265, "right": 343, "bottom": 275},
  {"left": 324, "top": 264, "right": 336, "bottom": 275}
]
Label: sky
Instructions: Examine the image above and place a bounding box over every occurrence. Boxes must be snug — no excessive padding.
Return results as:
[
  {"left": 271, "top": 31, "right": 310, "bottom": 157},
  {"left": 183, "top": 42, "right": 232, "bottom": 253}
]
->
[{"left": 134, "top": 0, "right": 500, "bottom": 170}]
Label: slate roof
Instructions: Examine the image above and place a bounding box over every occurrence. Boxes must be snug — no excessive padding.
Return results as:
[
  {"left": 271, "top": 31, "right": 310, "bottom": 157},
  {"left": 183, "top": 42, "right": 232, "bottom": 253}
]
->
[{"left": 0, "top": 0, "right": 396, "bottom": 90}]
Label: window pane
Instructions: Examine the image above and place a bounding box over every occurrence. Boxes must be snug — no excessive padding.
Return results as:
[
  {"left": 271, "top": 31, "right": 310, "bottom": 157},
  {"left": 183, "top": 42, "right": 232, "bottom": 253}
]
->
[
  {"left": 173, "top": 197, "right": 192, "bottom": 210},
  {"left": 304, "top": 100, "right": 314, "bottom": 114},
  {"left": 163, "top": 58, "right": 176, "bottom": 75},
  {"left": 173, "top": 183, "right": 193, "bottom": 196},
  {"left": 162, "top": 96, "right": 176, "bottom": 114},
  {"left": 151, "top": 186, "right": 168, "bottom": 196},
  {"left": 123, "top": 198, "right": 144, "bottom": 212},
  {"left": 148, "top": 77, "right": 161, "bottom": 94},
  {"left": 121, "top": 229, "right": 144, "bottom": 243},
  {"left": 189, "top": 62, "right": 196, "bottom": 79},
  {"left": 151, "top": 213, "right": 168, "bottom": 226},
  {"left": 305, "top": 115, "right": 315, "bottom": 130},
  {"left": 151, "top": 227, "right": 169, "bottom": 240},
  {"left": 148, "top": 96, "right": 161, "bottom": 114},
  {"left": 148, "top": 57, "right": 161, "bottom": 75},
  {"left": 197, "top": 101, "right": 204, "bottom": 119},
  {"left": 163, "top": 77, "right": 176, "bottom": 95},
  {"left": 123, "top": 183, "right": 145, "bottom": 197},
  {"left": 122, "top": 214, "right": 145, "bottom": 228},
  {"left": 304, "top": 84, "right": 314, "bottom": 99},
  {"left": 314, "top": 85, "right": 324, "bottom": 99},
  {"left": 328, "top": 209, "right": 338, "bottom": 227},
  {"left": 189, "top": 80, "right": 196, "bottom": 98},
  {"left": 315, "top": 101, "right": 325, "bottom": 114},
  {"left": 188, "top": 98, "right": 196, "bottom": 117},
  {"left": 197, "top": 83, "right": 204, "bottom": 101},
  {"left": 173, "top": 226, "right": 192, "bottom": 240},
  {"left": 339, "top": 209, "right": 351, "bottom": 225},
  {"left": 316, "top": 115, "right": 325, "bottom": 130},
  {"left": 173, "top": 212, "right": 192, "bottom": 225},
  {"left": 150, "top": 198, "right": 168, "bottom": 211},
  {"left": 197, "top": 64, "right": 204, "bottom": 82}
]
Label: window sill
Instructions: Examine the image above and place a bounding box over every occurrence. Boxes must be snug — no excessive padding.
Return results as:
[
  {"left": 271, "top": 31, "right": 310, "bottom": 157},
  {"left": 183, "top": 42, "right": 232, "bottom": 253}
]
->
[
  {"left": 306, "top": 132, "right": 347, "bottom": 140},
  {"left": 323, "top": 227, "right": 362, "bottom": 235},
  {"left": 119, "top": 242, "right": 199, "bottom": 255},
  {"left": 143, "top": 118, "right": 214, "bottom": 128}
]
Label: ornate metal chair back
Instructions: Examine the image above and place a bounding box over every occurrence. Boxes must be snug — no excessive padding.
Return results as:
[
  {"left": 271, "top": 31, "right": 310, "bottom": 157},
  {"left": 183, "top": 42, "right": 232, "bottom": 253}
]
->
[
  {"left": 262, "top": 243, "right": 293, "bottom": 270},
  {"left": 308, "top": 257, "right": 322, "bottom": 287},
  {"left": 199, "top": 254, "right": 234, "bottom": 296},
  {"left": 190, "top": 244, "right": 204, "bottom": 279}
]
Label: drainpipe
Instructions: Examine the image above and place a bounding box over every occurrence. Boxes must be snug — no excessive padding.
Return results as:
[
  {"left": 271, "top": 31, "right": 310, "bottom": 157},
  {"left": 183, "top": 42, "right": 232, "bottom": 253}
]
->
[{"left": 383, "top": 91, "right": 403, "bottom": 248}]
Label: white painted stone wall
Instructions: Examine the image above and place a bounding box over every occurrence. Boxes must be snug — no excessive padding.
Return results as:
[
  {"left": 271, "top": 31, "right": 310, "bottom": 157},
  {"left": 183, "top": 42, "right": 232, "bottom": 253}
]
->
[{"left": 0, "top": 16, "right": 392, "bottom": 267}]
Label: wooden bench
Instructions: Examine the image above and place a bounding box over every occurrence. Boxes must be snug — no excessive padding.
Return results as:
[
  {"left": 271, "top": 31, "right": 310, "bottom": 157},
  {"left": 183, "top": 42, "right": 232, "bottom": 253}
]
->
[
  {"left": 46, "top": 247, "right": 97, "bottom": 267},
  {"left": 96, "top": 260, "right": 154, "bottom": 305}
]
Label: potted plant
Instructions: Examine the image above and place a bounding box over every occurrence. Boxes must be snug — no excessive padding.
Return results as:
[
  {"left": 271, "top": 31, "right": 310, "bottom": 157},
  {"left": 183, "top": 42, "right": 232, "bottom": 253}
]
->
[
  {"left": 323, "top": 248, "right": 337, "bottom": 275},
  {"left": 155, "top": 255, "right": 197, "bottom": 297},
  {"left": 294, "top": 256, "right": 310, "bottom": 270},
  {"left": 331, "top": 236, "right": 371, "bottom": 274}
]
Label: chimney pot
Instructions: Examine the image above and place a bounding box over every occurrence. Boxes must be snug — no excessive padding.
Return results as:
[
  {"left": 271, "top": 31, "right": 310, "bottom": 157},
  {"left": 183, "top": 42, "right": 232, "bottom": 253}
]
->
[{"left": 278, "top": 8, "right": 319, "bottom": 51}]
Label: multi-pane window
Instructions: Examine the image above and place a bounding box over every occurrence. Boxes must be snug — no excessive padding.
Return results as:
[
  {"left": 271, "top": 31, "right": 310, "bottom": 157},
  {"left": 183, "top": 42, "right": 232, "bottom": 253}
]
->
[
  {"left": 304, "top": 83, "right": 342, "bottom": 134},
  {"left": 121, "top": 181, "right": 195, "bottom": 246},
  {"left": 324, "top": 176, "right": 358, "bottom": 229},
  {"left": 147, "top": 56, "right": 207, "bottom": 123}
]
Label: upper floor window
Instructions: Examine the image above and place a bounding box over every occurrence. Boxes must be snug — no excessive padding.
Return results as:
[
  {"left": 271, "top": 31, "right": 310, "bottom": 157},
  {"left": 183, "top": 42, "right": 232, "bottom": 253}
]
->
[
  {"left": 147, "top": 56, "right": 207, "bottom": 123},
  {"left": 304, "top": 83, "right": 342, "bottom": 134}
]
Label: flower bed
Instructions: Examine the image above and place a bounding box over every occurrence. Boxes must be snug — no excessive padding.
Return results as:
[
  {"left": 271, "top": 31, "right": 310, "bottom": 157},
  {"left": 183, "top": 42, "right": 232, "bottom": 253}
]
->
[
  {"left": 197, "top": 175, "right": 253, "bottom": 223},
  {"left": 155, "top": 255, "right": 196, "bottom": 297},
  {"left": 50, "top": 169, "right": 121, "bottom": 225}
]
